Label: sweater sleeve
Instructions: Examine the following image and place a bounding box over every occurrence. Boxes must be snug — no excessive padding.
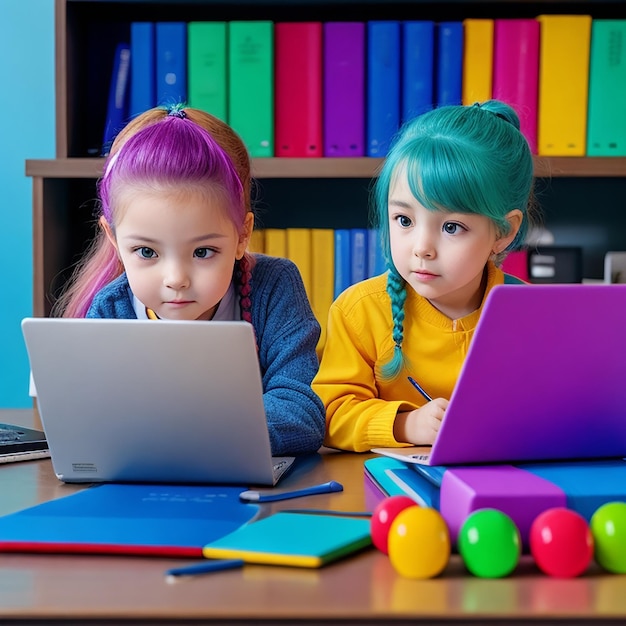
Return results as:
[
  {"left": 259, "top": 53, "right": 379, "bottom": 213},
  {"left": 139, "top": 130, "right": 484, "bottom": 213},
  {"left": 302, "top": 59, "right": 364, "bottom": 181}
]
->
[
  {"left": 312, "top": 292, "right": 415, "bottom": 453},
  {"left": 251, "top": 256, "right": 326, "bottom": 456}
]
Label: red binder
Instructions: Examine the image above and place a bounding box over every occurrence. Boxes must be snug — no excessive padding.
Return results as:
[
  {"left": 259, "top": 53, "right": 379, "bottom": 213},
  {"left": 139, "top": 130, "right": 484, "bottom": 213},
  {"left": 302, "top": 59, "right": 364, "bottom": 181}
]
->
[
  {"left": 492, "top": 19, "right": 540, "bottom": 154},
  {"left": 275, "top": 22, "right": 323, "bottom": 157}
]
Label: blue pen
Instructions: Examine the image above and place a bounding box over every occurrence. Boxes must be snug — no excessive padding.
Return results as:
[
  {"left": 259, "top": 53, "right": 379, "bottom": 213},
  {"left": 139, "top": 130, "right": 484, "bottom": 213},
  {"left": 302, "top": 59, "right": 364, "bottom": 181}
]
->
[
  {"left": 407, "top": 376, "right": 433, "bottom": 402},
  {"left": 238, "top": 480, "right": 344, "bottom": 503},
  {"left": 165, "top": 558, "right": 244, "bottom": 580}
]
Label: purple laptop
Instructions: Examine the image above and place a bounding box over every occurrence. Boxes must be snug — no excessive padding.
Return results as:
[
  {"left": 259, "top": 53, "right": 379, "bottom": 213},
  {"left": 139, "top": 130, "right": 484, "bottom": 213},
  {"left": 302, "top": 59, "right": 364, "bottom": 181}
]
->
[{"left": 374, "top": 284, "right": 626, "bottom": 466}]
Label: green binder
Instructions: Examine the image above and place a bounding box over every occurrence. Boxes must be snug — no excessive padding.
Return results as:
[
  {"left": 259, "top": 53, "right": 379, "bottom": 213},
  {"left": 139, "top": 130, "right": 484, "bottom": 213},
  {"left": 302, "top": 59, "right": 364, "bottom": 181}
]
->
[
  {"left": 228, "top": 21, "right": 274, "bottom": 157},
  {"left": 587, "top": 20, "right": 626, "bottom": 156},
  {"left": 187, "top": 22, "right": 227, "bottom": 122}
]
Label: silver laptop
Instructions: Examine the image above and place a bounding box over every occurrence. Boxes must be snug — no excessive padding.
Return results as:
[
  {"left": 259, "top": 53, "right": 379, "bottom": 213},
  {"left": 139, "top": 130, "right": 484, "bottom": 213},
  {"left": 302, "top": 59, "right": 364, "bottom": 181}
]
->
[{"left": 22, "top": 318, "right": 293, "bottom": 486}]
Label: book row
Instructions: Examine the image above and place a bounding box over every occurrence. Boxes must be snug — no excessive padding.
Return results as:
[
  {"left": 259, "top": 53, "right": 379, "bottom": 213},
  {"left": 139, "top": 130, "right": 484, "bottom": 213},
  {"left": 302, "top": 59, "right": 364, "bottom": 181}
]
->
[
  {"left": 103, "top": 17, "right": 626, "bottom": 158},
  {"left": 248, "top": 228, "right": 385, "bottom": 352}
]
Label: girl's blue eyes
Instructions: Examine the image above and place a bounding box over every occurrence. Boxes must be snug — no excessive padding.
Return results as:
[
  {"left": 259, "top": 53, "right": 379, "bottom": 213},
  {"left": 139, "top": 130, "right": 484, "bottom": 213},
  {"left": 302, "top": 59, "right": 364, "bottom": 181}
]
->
[
  {"left": 396, "top": 215, "right": 463, "bottom": 235},
  {"left": 134, "top": 247, "right": 216, "bottom": 259},
  {"left": 138, "top": 247, "right": 156, "bottom": 259},
  {"left": 194, "top": 248, "right": 214, "bottom": 259},
  {"left": 443, "top": 222, "right": 462, "bottom": 235}
]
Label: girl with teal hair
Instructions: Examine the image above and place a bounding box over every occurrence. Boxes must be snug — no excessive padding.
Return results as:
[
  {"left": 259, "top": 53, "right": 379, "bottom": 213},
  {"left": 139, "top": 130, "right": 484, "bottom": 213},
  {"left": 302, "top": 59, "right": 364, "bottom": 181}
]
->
[{"left": 313, "top": 100, "right": 539, "bottom": 452}]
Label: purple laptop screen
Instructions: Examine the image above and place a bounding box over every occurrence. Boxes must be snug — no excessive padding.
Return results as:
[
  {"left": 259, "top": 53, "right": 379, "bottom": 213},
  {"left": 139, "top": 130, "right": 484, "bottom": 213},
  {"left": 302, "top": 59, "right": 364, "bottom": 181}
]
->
[{"left": 429, "top": 284, "right": 626, "bottom": 466}]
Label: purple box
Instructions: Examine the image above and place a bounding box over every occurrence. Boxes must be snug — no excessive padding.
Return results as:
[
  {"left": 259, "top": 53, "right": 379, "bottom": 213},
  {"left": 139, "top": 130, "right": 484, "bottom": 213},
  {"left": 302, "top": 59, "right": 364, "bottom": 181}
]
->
[{"left": 440, "top": 465, "right": 567, "bottom": 548}]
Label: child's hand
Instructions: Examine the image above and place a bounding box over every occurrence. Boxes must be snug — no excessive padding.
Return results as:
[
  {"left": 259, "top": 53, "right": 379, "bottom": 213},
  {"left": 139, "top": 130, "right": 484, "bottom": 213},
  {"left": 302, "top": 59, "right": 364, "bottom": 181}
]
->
[{"left": 394, "top": 398, "right": 449, "bottom": 446}]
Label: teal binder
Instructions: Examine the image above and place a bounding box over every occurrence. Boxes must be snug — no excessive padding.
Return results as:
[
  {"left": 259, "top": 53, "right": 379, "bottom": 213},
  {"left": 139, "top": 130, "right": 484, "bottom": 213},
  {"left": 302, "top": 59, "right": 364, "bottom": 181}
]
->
[
  {"left": 187, "top": 22, "right": 227, "bottom": 121},
  {"left": 228, "top": 21, "right": 274, "bottom": 157},
  {"left": 587, "top": 19, "right": 626, "bottom": 156}
]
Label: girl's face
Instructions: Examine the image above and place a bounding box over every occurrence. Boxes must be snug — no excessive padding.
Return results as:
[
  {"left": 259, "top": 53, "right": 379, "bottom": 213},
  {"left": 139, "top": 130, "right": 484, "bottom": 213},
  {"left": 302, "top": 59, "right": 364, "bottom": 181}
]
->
[
  {"left": 104, "top": 187, "right": 252, "bottom": 320},
  {"left": 388, "top": 169, "right": 521, "bottom": 320}
]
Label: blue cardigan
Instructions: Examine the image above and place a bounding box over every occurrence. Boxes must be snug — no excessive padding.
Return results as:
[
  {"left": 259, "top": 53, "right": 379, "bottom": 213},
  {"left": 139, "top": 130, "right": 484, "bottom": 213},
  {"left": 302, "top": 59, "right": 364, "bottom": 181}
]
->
[{"left": 87, "top": 254, "right": 325, "bottom": 456}]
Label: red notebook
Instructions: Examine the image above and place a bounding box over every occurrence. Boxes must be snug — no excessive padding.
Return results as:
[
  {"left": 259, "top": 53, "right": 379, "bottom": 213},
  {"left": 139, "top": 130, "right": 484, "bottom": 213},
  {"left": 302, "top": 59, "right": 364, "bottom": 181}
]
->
[
  {"left": 275, "top": 22, "right": 323, "bottom": 157},
  {"left": 492, "top": 19, "right": 540, "bottom": 154},
  {"left": 0, "top": 484, "right": 258, "bottom": 557}
]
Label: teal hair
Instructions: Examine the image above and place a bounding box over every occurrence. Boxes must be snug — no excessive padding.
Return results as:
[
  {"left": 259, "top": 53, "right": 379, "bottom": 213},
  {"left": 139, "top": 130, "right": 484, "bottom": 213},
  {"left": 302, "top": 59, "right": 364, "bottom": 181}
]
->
[{"left": 372, "top": 100, "right": 535, "bottom": 380}]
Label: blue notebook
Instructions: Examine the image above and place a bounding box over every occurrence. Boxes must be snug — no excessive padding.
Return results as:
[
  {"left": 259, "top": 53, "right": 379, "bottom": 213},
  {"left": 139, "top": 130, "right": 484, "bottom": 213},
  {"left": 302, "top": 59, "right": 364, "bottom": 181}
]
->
[{"left": 0, "top": 484, "right": 258, "bottom": 557}]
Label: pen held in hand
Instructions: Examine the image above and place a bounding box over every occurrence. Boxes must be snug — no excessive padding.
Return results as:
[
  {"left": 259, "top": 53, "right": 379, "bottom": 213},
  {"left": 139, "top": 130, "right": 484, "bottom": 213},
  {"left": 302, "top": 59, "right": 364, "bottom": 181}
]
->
[{"left": 407, "top": 376, "right": 433, "bottom": 402}]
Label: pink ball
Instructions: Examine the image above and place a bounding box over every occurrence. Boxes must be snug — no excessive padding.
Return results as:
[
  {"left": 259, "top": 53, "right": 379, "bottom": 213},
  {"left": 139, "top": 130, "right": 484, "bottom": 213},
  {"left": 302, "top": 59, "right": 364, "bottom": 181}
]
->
[
  {"left": 529, "top": 507, "right": 594, "bottom": 578},
  {"left": 370, "top": 495, "right": 418, "bottom": 554}
]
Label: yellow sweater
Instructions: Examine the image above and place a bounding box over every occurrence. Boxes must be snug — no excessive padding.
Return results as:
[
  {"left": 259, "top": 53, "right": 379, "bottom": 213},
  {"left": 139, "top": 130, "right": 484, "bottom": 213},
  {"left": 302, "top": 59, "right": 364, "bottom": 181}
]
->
[{"left": 312, "top": 262, "right": 511, "bottom": 452}]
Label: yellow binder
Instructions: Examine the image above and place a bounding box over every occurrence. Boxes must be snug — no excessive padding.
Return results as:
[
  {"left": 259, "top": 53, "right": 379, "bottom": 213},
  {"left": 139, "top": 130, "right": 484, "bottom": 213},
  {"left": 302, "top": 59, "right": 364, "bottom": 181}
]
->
[
  {"left": 462, "top": 19, "right": 494, "bottom": 105},
  {"left": 311, "top": 228, "right": 335, "bottom": 355},
  {"left": 537, "top": 14, "right": 592, "bottom": 156},
  {"left": 286, "top": 228, "right": 313, "bottom": 299},
  {"left": 263, "top": 228, "right": 287, "bottom": 258}
]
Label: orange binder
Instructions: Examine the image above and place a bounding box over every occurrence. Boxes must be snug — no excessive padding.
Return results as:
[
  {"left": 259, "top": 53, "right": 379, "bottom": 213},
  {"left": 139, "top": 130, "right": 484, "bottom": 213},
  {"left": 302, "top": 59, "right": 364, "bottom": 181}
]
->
[
  {"left": 275, "top": 22, "right": 323, "bottom": 157},
  {"left": 462, "top": 19, "right": 494, "bottom": 105},
  {"left": 537, "top": 15, "right": 592, "bottom": 156}
]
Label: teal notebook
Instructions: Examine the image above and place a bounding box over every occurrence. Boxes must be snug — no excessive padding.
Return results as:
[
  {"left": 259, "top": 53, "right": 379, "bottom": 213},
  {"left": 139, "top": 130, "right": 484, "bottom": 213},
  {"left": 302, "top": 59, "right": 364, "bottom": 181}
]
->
[{"left": 203, "top": 512, "right": 372, "bottom": 567}]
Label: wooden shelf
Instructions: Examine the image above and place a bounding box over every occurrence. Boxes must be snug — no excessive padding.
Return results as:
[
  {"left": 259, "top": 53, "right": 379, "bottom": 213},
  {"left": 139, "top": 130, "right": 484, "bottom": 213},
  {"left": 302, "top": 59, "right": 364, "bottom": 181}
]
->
[{"left": 25, "top": 156, "right": 626, "bottom": 180}]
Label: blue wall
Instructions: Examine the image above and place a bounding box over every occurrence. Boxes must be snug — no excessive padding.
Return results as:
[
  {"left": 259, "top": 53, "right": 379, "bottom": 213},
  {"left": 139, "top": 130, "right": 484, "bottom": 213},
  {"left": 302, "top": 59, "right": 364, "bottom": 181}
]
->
[{"left": 0, "top": 1, "right": 55, "bottom": 407}]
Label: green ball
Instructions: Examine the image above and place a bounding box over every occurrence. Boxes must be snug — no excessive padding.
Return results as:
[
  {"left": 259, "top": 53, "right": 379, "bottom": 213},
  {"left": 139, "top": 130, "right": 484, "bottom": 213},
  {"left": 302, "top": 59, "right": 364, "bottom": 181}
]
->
[
  {"left": 458, "top": 508, "right": 521, "bottom": 578},
  {"left": 590, "top": 501, "right": 626, "bottom": 574}
]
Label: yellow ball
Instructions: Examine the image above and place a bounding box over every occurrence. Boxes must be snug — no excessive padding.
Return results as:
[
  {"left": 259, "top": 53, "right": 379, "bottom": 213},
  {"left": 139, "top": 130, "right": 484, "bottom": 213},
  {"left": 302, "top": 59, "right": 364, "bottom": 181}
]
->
[{"left": 388, "top": 506, "right": 451, "bottom": 579}]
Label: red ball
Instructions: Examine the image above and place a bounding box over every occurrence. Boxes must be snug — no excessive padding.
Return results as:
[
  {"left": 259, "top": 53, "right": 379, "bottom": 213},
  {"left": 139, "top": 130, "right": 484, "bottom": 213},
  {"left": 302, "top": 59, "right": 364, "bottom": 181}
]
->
[
  {"left": 529, "top": 507, "right": 594, "bottom": 578},
  {"left": 370, "top": 495, "right": 418, "bottom": 554}
]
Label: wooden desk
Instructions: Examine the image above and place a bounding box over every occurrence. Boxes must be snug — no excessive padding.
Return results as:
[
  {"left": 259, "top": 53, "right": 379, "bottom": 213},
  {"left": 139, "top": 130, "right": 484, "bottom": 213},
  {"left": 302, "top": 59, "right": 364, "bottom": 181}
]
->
[{"left": 1, "top": 409, "right": 626, "bottom": 625}]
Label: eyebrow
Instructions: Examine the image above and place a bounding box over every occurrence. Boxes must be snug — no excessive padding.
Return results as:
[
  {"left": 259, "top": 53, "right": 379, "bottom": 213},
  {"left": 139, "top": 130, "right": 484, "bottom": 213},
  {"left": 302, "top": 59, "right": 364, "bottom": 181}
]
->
[
  {"left": 388, "top": 198, "right": 414, "bottom": 210},
  {"left": 122, "top": 233, "right": 228, "bottom": 243}
]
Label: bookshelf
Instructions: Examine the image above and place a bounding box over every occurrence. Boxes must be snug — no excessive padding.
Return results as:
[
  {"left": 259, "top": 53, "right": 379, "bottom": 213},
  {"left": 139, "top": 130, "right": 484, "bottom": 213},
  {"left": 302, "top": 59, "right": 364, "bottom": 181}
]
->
[{"left": 26, "top": 0, "right": 626, "bottom": 317}]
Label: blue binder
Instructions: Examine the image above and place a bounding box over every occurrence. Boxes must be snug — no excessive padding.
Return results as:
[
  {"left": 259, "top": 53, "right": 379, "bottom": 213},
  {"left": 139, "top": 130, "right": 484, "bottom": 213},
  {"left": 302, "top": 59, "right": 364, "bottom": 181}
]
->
[
  {"left": 334, "top": 229, "right": 352, "bottom": 299},
  {"left": 156, "top": 22, "right": 187, "bottom": 106},
  {"left": 402, "top": 21, "right": 435, "bottom": 123},
  {"left": 350, "top": 228, "right": 369, "bottom": 285},
  {"left": 130, "top": 22, "right": 156, "bottom": 118},
  {"left": 102, "top": 42, "right": 131, "bottom": 154},
  {"left": 366, "top": 21, "right": 401, "bottom": 157},
  {"left": 436, "top": 21, "right": 463, "bottom": 106}
]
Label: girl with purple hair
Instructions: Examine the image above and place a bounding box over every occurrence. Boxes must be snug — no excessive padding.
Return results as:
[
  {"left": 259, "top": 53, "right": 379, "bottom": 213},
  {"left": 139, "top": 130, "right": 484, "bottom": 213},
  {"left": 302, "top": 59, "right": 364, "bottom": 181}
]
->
[{"left": 52, "top": 105, "right": 325, "bottom": 456}]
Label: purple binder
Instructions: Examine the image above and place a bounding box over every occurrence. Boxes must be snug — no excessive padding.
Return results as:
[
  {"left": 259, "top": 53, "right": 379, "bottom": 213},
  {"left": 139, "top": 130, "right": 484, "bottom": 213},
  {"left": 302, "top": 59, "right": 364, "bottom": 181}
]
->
[{"left": 323, "top": 22, "right": 365, "bottom": 157}]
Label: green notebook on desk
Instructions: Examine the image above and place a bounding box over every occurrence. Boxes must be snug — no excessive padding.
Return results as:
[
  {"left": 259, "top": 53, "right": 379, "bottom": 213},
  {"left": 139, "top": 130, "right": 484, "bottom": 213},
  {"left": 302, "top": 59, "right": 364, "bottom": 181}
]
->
[{"left": 202, "top": 512, "right": 372, "bottom": 568}]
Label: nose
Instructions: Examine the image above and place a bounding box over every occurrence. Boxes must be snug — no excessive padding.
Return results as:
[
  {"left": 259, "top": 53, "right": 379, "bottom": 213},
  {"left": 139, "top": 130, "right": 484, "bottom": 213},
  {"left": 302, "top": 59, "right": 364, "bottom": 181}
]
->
[
  {"left": 163, "top": 262, "right": 190, "bottom": 291},
  {"left": 412, "top": 228, "right": 436, "bottom": 259}
]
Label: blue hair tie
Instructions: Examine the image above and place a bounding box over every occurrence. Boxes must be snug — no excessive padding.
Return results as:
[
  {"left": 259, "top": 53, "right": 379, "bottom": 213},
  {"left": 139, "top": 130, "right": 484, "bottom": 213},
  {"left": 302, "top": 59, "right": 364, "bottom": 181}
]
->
[{"left": 167, "top": 105, "right": 187, "bottom": 119}]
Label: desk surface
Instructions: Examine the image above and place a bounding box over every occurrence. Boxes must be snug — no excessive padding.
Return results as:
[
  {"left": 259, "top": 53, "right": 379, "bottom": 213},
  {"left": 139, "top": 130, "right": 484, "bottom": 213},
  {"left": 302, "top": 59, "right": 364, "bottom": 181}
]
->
[{"left": 1, "top": 408, "right": 626, "bottom": 625}]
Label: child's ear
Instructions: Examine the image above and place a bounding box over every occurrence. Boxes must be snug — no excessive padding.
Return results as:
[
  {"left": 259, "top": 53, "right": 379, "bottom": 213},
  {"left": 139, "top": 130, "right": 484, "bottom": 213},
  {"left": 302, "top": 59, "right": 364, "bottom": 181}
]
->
[
  {"left": 493, "top": 209, "right": 523, "bottom": 255},
  {"left": 236, "top": 211, "right": 255, "bottom": 260},
  {"left": 99, "top": 216, "right": 119, "bottom": 253}
]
